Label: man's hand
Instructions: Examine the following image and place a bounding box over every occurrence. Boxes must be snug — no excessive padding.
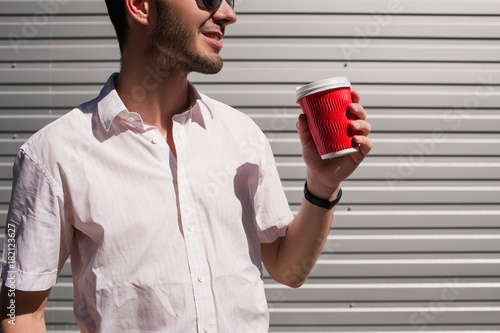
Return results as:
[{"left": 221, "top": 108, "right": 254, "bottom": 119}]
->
[{"left": 296, "top": 90, "right": 373, "bottom": 199}]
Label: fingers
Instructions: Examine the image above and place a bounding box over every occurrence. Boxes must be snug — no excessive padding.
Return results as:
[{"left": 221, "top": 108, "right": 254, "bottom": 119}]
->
[
  {"left": 348, "top": 103, "right": 367, "bottom": 121},
  {"left": 348, "top": 90, "right": 370, "bottom": 139},
  {"left": 351, "top": 90, "right": 361, "bottom": 104},
  {"left": 349, "top": 91, "right": 372, "bottom": 149},
  {"left": 349, "top": 91, "right": 367, "bottom": 121},
  {"left": 353, "top": 135, "right": 373, "bottom": 157},
  {"left": 350, "top": 119, "right": 371, "bottom": 137}
]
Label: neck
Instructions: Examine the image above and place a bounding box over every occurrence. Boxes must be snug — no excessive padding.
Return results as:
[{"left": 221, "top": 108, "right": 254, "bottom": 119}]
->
[{"left": 115, "top": 56, "right": 191, "bottom": 137}]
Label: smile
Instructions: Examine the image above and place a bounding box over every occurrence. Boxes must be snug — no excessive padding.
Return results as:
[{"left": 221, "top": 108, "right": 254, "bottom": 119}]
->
[{"left": 203, "top": 33, "right": 222, "bottom": 41}]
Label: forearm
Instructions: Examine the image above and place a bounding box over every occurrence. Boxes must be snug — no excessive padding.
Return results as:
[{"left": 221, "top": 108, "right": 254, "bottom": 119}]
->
[
  {"left": 1, "top": 314, "right": 47, "bottom": 333},
  {"left": 263, "top": 180, "right": 340, "bottom": 288},
  {"left": 0, "top": 284, "right": 49, "bottom": 333}
]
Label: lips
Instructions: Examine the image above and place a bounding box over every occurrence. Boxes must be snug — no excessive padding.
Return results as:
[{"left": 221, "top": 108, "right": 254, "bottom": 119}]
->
[{"left": 201, "top": 30, "right": 224, "bottom": 49}]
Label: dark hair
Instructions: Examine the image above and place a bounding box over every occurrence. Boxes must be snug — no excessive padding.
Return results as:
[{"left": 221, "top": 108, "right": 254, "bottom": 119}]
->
[{"left": 104, "top": 0, "right": 129, "bottom": 54}]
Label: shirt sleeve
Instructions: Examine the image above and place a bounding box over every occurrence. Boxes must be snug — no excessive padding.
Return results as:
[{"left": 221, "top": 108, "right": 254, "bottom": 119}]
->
[
  {"left": 254, "top": 133, "right": 294, "bottom": 244},
  {"left": 0, "top": 149, "right": 73, "bottom": 291}
]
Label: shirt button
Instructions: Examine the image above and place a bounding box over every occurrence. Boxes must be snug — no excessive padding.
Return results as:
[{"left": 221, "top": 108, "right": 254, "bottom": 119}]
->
[
  {"left": 198, "top": 276, "right": 205, "bottom": 282},
  {"left": 203, "top": 326, "right": 211, "bottom": 333},
  {"left": 151, "top": 137, "right": 159, "bottom": 144},
  {"left": 127, "top": 116, "right": 135, "bottom": 122},
  {"left": 186, "top": 225, "right": 193, "bottom": 232}
]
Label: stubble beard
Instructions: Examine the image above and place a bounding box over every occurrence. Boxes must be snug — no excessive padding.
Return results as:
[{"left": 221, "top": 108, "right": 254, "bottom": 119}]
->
[{"left": 148, "top": 0, "right": 224, "bottom": 77}]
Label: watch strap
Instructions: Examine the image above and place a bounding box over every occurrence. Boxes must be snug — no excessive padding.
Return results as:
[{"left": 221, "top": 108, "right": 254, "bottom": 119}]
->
[{"left": 304, "top": 181, "right": 342, "bottom": 209}]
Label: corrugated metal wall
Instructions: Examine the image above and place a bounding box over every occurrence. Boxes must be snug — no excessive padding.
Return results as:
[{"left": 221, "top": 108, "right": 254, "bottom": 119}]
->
[{"left": 1, "top": 0, "right": 500, "bottom": 331}]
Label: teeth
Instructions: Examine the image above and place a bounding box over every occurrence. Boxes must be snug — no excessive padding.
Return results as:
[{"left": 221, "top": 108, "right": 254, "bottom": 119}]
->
[{"left": 204, "top": 33, "right": 221, "bottom": 41}]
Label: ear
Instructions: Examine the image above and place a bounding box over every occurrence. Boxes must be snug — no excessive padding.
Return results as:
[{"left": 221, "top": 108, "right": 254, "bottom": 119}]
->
[{"left": 124, "top": 0, "right": 151, "bottom": 26}]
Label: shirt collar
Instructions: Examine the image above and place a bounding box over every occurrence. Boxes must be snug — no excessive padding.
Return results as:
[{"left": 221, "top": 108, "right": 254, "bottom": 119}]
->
[
  {"left": 97, "top": 73, "right": 213, "bottom": 132},
  {"left": 174, "top": 82, "right": 214, "bottom": 129},
  {"left": 97, "top": 73, "right": 128, "bottom": 132}
]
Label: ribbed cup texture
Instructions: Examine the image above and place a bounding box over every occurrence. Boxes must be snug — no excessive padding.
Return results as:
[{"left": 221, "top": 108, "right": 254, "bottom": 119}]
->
[{"left": 298, "top": 87, "right": 355, "bottom": 157}]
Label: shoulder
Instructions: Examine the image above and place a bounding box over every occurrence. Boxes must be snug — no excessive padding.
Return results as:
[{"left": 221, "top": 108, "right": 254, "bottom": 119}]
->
[
  {"left": 18, "top": 98, "right": 98, "bottom": 182},
  {"left": 21, "top": 98, "right": 97, "bottom": 154}
]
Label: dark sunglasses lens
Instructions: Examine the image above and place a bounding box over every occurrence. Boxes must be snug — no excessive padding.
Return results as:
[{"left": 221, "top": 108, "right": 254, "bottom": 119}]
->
[
  {"left": 202, "top": 0, "right": 220, "bottom": 10},
  {"left": 201, "top": 0, "right": 234, "bottom": 10}
]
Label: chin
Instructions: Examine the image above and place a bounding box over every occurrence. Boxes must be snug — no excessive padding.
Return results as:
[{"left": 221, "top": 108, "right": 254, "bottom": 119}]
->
[{"left": 191, "top": 54, "right": 224, "bottom": 75}]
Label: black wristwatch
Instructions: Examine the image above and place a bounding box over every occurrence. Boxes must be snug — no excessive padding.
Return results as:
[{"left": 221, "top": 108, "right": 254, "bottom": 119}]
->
[{"left": 304, "top": 181, "right": 342, "bottom": 210}]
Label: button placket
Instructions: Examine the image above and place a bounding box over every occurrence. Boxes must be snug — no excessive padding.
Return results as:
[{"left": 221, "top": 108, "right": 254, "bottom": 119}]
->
[
  {"left": 176, "top": 152, "right": 217, "bottom": 331},
  {"left": 173, "top": 116, "right": 217, "bottom": 330}
]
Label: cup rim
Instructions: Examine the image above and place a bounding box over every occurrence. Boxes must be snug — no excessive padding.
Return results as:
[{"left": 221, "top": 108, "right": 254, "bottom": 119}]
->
[{"left": 296, "top": 77, "right": 351, "bottom": 102}]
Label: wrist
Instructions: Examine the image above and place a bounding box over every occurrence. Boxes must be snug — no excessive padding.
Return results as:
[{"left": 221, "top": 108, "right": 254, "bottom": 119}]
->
[
  {"left": 306, "top": 174, "right": 341, "bottom": 201},
  {"left": 304, "top": 182, "right": 342, "bottom": 209}
]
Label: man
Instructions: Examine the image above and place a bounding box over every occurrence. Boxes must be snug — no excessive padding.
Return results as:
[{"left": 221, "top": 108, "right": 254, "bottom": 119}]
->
[{"left": 0, "top": 0, "right": 372, "bottom": 332}]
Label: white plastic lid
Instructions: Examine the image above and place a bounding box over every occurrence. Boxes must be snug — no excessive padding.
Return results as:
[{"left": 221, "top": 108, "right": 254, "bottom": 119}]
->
[{"left": 296, "top": 77, "right": 351, "bottom": 102}]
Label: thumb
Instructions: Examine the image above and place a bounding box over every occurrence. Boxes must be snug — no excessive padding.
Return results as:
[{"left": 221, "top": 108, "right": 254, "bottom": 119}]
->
[
  {"left": 296, "top": 113, "right": 314, "bottom": 146},
  {"left": 296, "top": 113, "right": 319, "bottom": 156}
]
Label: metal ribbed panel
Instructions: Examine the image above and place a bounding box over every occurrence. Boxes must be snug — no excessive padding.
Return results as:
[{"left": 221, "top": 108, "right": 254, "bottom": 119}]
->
[{"left": 0, "top": 0, "right": 499, "bottom": 331}]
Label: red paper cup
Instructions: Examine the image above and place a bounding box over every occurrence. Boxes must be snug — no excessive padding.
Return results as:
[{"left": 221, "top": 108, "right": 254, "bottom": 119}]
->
[{"left": 296, "top": 77, "right": 359, "bottom": 159}]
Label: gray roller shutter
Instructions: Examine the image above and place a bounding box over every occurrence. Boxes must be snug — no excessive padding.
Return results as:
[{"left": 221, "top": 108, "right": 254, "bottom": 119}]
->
[{"left": 1, "top": 0, "right": 499, "bottom": 331}]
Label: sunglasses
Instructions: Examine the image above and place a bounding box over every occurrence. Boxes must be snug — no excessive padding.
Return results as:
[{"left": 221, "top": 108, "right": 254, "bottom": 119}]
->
[{"left": 197, "top": 0, "right": 234, "bottom": 11}]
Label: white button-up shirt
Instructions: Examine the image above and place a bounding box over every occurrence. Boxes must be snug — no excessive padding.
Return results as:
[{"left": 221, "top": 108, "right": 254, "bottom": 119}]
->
[{"left": 1, "top": 74, "right": 294, "bottom": 332}]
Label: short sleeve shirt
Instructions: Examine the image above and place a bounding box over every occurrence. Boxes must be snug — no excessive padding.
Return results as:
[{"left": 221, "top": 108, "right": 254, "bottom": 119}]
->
[{"left": 0, "top": 74, "right": 294, "bottom": 332}]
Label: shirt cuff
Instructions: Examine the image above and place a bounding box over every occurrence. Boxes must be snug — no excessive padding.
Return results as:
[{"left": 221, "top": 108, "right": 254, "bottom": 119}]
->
[
  {"left": 258, "top": 213, "right": 294, "bottom": 244},
  {"left": 1, "top": 261, "right": 57, "bottom": 291}
]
